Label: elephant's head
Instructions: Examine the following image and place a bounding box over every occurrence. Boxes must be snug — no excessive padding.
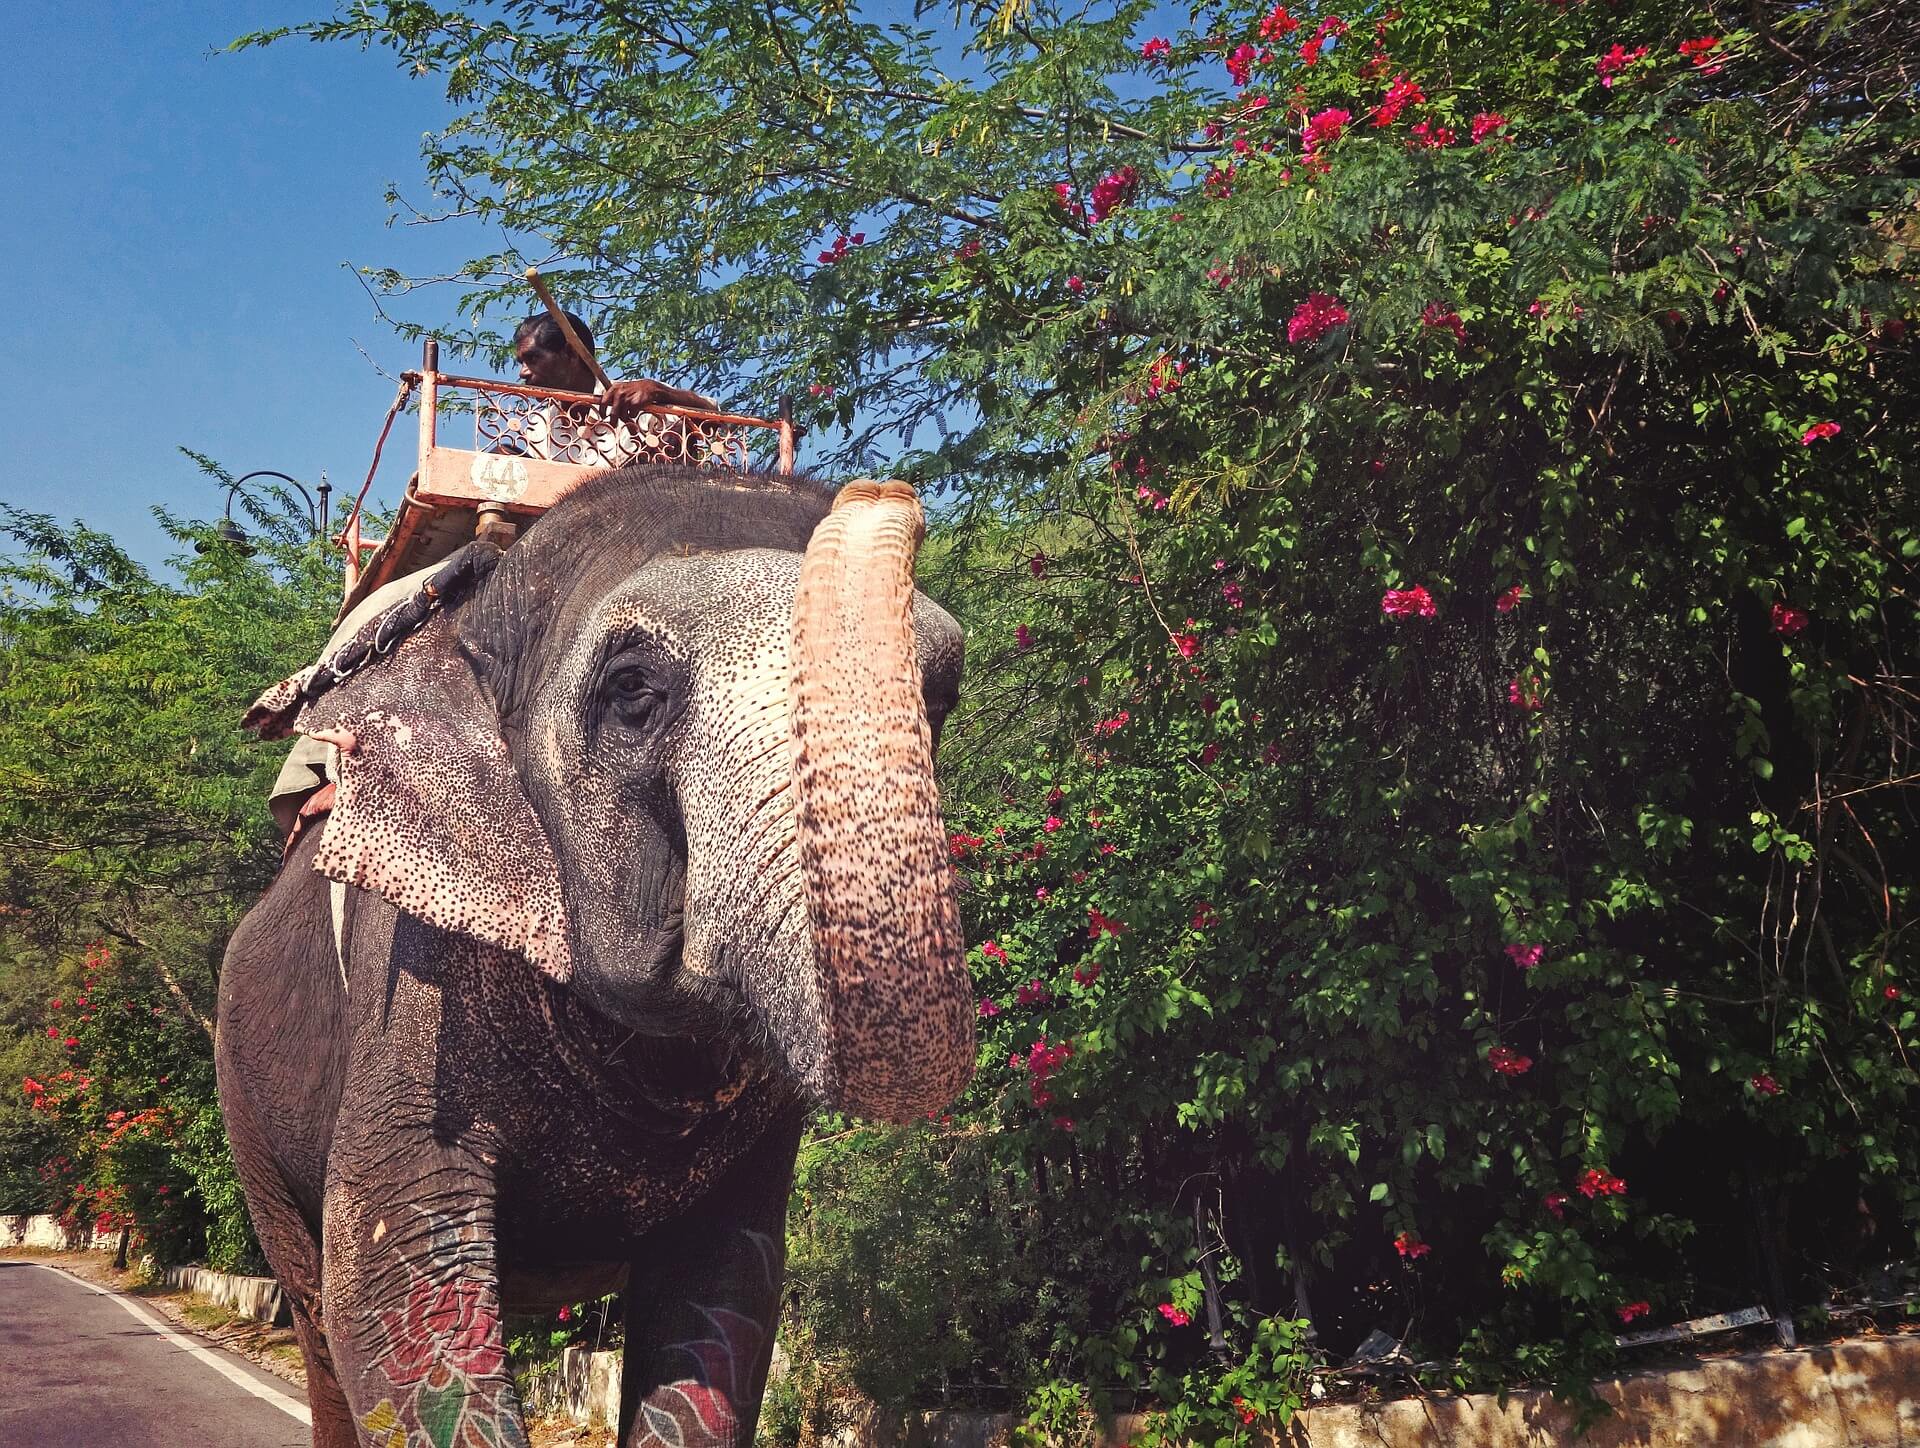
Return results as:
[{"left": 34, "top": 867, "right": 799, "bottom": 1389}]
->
[{"left": 246, "top": 470, "right": 972, "bottom": 1124}]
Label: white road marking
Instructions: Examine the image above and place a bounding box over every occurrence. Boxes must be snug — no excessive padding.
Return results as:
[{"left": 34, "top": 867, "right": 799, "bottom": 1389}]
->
[{"left": 30, "top": 1263, "right": 311, "bottom": 1425}]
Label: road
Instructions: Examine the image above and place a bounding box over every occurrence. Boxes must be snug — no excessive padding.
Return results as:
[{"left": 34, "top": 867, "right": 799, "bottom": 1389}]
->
[{"left": 0, "top": 1260, "right": 310, "bottom": 1447}]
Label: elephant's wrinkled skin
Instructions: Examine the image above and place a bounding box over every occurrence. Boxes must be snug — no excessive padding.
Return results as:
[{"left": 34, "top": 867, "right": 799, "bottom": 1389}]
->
[{"left": 216, "top": 469, "right": 972, "bottom": 1448}]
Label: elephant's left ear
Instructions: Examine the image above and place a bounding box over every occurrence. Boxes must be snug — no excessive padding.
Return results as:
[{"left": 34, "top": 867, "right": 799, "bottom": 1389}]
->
[{"left": 284, "top": 612, "right": 572, "bottom": 984}]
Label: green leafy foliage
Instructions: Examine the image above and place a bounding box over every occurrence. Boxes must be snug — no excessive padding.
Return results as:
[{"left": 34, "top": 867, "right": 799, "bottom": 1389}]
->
[{"left": 0, "top": 485, "right": 335, "bottom": 1267}]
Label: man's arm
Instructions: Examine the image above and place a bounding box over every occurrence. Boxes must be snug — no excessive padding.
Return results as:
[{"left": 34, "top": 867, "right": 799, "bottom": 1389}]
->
[{"left": 599, "top": 378, "right": 720, "bottom": 415}]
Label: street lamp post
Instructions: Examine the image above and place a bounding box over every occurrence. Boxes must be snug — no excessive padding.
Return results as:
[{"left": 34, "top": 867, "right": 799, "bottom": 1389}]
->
[{"left": 198, "top": 470, "right": 332, "bottom": 554}]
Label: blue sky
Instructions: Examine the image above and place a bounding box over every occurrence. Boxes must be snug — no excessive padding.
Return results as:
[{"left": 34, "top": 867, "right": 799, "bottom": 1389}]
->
[{"left": 1, "top": 5, "right": 494, "bottom": 568}]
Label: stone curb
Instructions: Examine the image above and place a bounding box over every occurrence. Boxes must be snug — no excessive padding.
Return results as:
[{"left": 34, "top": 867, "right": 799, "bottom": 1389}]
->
[{"left": 159, "top": 1264, "right": 290, "bottom": 1327}]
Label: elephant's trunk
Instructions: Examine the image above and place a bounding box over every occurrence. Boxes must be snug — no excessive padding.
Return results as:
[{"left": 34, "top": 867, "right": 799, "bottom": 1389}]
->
[{"left": 788, "top": 481, "right": 974, "bottom": 1123}]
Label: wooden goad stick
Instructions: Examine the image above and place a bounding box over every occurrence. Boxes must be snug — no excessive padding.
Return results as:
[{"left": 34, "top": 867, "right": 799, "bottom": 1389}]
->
[{"left": 524, "top": 266, "right": 612, "bottom": 395}]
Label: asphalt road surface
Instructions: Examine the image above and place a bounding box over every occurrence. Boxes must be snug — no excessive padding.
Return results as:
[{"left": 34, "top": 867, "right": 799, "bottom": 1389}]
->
[{"left": 0, "top": 1260, "right": 310, "bottom": 1447}]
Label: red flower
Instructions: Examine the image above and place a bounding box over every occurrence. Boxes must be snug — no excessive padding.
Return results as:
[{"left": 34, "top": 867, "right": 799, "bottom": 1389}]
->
[
  {"left": 376, "top": 1277, "right": 505, "bottom": 1386},
  {"left": 1090, "top": 166, "right": 1138, "bottom": 224},
  {"left": 1156, "top": 1302, "right": 1192, "bottom": 1326},
  {"left": 1016, "top": 624, "right": 1033, "bottom": 651},
  {"left": 1495, "top": 584, "right": 1526, "bottom": 613},
  {"left": 1258, "top": 4, "right": 1299, "bottom": 39},
  {"left": 1394, "top": 1231, "right": 1432, "bottom": 1260},
  {"left": 1677, "top": 36, "right": 1722, "bottom": 73},
  {"left": 1191, "top": 903, "right": 1219, "bottom": 930},
  {"left": 557, "top": 1305, "right": 572, "bottom": 1322},
  {"left": 1066, "top": 274, "right": 1084, "bottom": 295},
  {"left": 49, "top": 999, "right": 62, "bottom": 1010},
  {"left": 1576, "top": 1167, "right": 1627, "bottom": 1198},
  {"left": 1088, "top": 907, "right": 1128, "bottom": 939},
  {"left": 815, "top": 232, "right": 865, "bottom": 264},
  {"left": 1800, "top": 420, "right": 1841, "bottom": 444},
  {"left": 1072, "top": 963, "right": 1103, "bottom": 987},
  {"left": 1770, "top": 602, "right": 1809, "bottom": 637},
  {"left": 1487, "top": 1045, "right": 1533, "bottom": 1076},
  {"left": 63, "top": 1037, "right": 78, "bottom": 1049},
  {"left": 1595, "top": 43, "right": 1649, "bottom": 87},
  {"left": 1750, "top": 1073, "right": 1780, "bottom": 1096},
  {"left": 1232, "top": 1395, "right": 1258, "bottom": 1425},
  {"left": 1029, "top": 552, "right": 1048, "bottom": 578},
  {"left": 1140, "top": 36, "right": 1171, "bottom": 60},
  {"left": 1173, "top": 632, "right": 1200, "bottom": 659},
  {"left": 1042, "top": 815, "right": 1063, "bottom": 833},
  {"left": 1016, "top": 979, "right": 1052, "bottom": 1006},
  {"left": 978, "top": 998, "right": 1002, "bottom": 1018},
  {"left": 1421, "top": 301, "right": 1466, "bottom": 344},
  {"left": 1373, "top": 74, "right": 1425, "bottom": 127},
  {"left": 1616, "top": 1300, "right": 1651, "bottom": 1324},
  {"left": 1225, "top": 42, "right": 1258, "bottom": 87},
  {"left": 1470, "top": 112, "right": 1508, "bottom": 144},
  {"left": 1299, "top": 14, "right": 1347, "bottom": 65},
  {"left": 1407, "top": 119, "right": 1455, "bottom": 147},
  {"left": 1380, "top": 585, "right": 1436, "bottom": 618},
  {"left": 1505, "top": 943, "right": 1545, "bottom": 970},
  {"left": 1543, "top": 1191, "right": 1569, "bottom": 1219},
  {"left": 981, "top": 940, "right": 1009, "bottom": 963},
  {"left": 948, "top": 831, "right": 985, "bottom": 858},
  {"left": 1508, "top": 676, "right": 1544, "bottom": 711},
  {"left": 1301, "top": 108, "right": 1351, "bottom": 169},
  {"left": 1198, "top": 743, "right": 1220, "bottom": 766},
  {"left": 1288, "top": 292, "right": 1350, "bottom": 345},
  {"left": 1093, "top": 711, "right": 1130, "bottom": 736},
  {"left": 1886, "top": 985, "right": 1901, "bottom": 1000}
]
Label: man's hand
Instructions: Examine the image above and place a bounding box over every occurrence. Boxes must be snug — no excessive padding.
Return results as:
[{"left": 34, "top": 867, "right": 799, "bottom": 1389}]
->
[{"left": 600, "top": 378, "right": 719, "bottom": 415}]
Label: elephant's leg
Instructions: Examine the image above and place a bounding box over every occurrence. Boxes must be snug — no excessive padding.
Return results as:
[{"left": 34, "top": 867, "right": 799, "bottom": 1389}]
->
[
  {"left": 221, "top": 1102, "right": 355, "bottom": 1447},
  {"left": 619, "top": 1120, "right": 804, "bottom": 1448},
  {"left": 320, "top": 1149, "right": 527, "bottom": 1448}
]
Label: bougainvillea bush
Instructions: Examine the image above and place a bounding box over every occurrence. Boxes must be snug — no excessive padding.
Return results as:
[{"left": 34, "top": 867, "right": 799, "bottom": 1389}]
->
[{"left": 249, "top": 0, "right": 1917, "bottom": 1427}]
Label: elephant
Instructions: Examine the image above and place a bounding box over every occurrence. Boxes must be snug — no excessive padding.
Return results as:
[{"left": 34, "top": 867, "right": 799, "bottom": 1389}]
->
[{"left": 216, "top": 468, "right": 973, "bottom": 1448}]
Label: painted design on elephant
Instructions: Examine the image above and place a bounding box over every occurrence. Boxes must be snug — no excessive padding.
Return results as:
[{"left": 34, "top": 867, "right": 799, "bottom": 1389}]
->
[
  {"left": 357, "top": 1205, "right": 522, "bottom": 1448},
  {"left": 632, "top": 1231, "right": 779, "bottom": 1448}
]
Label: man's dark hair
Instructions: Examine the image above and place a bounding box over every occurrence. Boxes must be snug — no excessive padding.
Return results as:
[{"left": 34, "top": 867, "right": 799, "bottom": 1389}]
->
[{"left": 514, "top": 310, "right": 596, "bottom": 359}]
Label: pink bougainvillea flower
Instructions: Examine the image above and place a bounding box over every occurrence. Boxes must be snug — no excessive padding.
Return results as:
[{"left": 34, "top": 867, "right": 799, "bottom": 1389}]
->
[
  {"left": 1221, "top": 580, "right": 1245, "bottom": 609},
  {"left": 1577, "top": 1167, "right": 1627, "bottom": 1198},
  {"left": 1232, "top": 1395, "right": 1257, "bottom": 1425},
  {"left": 1016, "top": 624, "right": 1033, "bottom": 651},
  {"left": 1016, "top": 979, "right": 1051, "bottom": 1006},
  {"left": 1750, "top": 1073, "right": 1780, "bottom": 1096},
  {"left": 1543, "top": 1191, "right": 1569, "bottom": 1220},
  {"left": 1288, "top": 292, "right": 1350, "bottom": 345},
  {"left": 981, "top": 940, "right": 1008, "bottom": 963},
  {"left": 1029, "top": 552, "right": 1048, "bottom": 578},
  {"left": 1299, "top": 13, "right": 1347, "bottom": 65},
  {"left": 1488, "top": 1045, "right": 1534, "bottom": 1076},
  {"left": 1301, "top": 107, "right": 1351, "bottom": 169},
  {"left": 1090, "top": 166, "right": 1138, "bottom": 224},
  {"left": 1408, "top": 119, "right": 1455, "bottom": 147},
  {"left": 1156, "top": 1302, "right": 1192, "bottom": 1327},
  {"left": 1505, "top": 943, "right": 1545, "bottom": 969},
  {"left": 1771, "top": 602, "right": 1809, "bottom": 637},
  {"left": 1072, "top": 962, "right": 1103, "bottom": 987},
  {"left": 1380, "top": 585, "right": 1436, "bottom": 618},
  {"left": 1198, "top": 743, "right": 1220, "bottom": 767},
  {"left": 1192, "top": 903, "right": 1219, "bottom": 930},
  {"left": 1088, "top": 906, "right": 1129, "bottom": 939},
  {"left": 1225, "top": 42, "right": 1258, "bottom": 87},
  {"left": 1373, "top": 74, "right": 1425, "bottom": 127},
  {"left": 977, "top": 998, "right": 1002, "bottom": 1018},
  {"left": 1508, "top": 676, "right": 1545, "bottom": 711},
  {"left": 1035, "top": 887, "right": 1050, "bottom": 901},
  {"left": 1140, "top": 36, "right": 1171, "bottom": 60},
  {"left": 1042, "top": 815, "right": 1063, "bottom": 833},
  {"left": 1496, "top": 584, "right": 1526, "bottom": 613},
  {"left": 1800, "top": 420, "right": 1841, "bottom": 444},
  {"left": 1595, "top": 43, "right": 1649, "bottom": 87},
  {"left": 947, "top": 831, "right": 985, "bottom": 859},
  {"left": 1616, "top": 1300, "right": 1651, "bottom": 1325},
  {"left": 1677, "top": 36, "right": 1722, "bottom": 73},
  {"left": 1093, "top": 711, "right": 1130, "bottom": 736},
  {"left": 1394, "top": 1231, "right": 1431, "bottom": 1260},
  {"left": 1421, "top": 301, "right": 1467, "bottom": 344},
  {"left": 1098, "top": 842, "right": 1117, "bottom": 856},
  {"left": 1886, "top": 985, "right": 1901, "bottom": 1000},
  {"left": 1173, "top": 632, "right": 1201, "bottom": 659},
  {"left": 1259, "top": 3, "right": 1300, "bottom": 39},
  {"left": 1470, "top": 112, "right": 1508, "bottom": 144}
]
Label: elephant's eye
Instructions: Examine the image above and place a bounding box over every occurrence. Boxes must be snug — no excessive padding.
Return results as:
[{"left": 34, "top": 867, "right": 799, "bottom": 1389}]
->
[{"left": 605, "top": 666, "right": 661, "bottom": 724}]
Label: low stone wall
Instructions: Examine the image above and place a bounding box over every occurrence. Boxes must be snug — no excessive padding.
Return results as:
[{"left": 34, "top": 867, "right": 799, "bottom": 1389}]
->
[
  {"left": 525, "top": 1334, "right": 1920, "bottom": 1445},
  {"left": 0, "top": 1212, "right": 117, "bottom": 1253},
  {"left": 522, "top": 1344, "right": 621, "bottom": 1428},
  {"left": 158, "top": 1264, "right": 290, "bottom": 1327}
]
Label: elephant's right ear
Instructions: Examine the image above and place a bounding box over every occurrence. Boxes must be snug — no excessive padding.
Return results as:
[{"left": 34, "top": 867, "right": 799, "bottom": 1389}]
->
[{"left": 253, "top": 611, "right": 573, "bottom": 983}]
